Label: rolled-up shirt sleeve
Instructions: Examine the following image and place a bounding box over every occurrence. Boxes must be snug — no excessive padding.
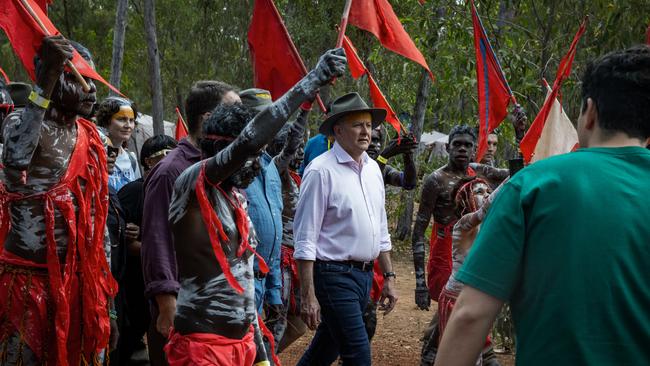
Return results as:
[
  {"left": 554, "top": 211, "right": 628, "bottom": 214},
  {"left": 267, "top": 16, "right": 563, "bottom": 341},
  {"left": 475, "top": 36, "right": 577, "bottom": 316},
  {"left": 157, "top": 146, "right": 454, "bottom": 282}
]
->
[
  {"left": 293, "top": 169, "right": 328, "bottom": 261},
  {"left": 141, "top": 172, "right": 180, "bottom": 298},
  {"left": 379, "top": 188, "right": 392, "bottom": 253}
]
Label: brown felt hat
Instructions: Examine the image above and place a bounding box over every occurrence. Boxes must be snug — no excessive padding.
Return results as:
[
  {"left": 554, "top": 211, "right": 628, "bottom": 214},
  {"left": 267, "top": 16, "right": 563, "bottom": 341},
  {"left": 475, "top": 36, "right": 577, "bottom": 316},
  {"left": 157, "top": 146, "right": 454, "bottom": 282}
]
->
[{"left": 319, "top": 92, "right": 386, "bottom": 136}]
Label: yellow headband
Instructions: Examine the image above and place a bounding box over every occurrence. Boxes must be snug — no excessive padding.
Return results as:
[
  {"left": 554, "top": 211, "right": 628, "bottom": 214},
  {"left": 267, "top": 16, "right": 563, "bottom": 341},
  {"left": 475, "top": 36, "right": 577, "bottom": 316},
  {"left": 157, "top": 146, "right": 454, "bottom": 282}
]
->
[{"left": 112, "top": 105, "right": 135, "bottom": 120}]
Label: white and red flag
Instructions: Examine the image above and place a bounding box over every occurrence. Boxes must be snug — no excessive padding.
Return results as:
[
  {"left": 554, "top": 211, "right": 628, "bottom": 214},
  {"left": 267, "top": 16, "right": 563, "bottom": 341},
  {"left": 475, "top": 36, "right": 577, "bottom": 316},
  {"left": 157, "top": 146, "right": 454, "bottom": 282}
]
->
[{"left": 528, "top": 80, "right": 579, "bottom": 163}]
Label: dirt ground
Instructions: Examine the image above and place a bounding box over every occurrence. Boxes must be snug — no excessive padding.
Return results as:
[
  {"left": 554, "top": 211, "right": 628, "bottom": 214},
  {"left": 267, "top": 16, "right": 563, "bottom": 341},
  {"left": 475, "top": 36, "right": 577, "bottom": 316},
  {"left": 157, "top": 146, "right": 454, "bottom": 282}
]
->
[{"left": 279, "top": 259, "right": 515, "bottom": 366}]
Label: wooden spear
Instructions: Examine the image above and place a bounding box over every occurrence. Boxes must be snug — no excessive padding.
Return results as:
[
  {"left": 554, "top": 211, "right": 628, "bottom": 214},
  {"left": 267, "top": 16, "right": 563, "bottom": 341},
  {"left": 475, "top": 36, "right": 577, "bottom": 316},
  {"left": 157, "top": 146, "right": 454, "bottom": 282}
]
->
[
  {"left": 335, "top": 0, "right": 353, "bottom": 48},
  {"left": 20, "top": 0, "right": 91, "bottom": 92}
]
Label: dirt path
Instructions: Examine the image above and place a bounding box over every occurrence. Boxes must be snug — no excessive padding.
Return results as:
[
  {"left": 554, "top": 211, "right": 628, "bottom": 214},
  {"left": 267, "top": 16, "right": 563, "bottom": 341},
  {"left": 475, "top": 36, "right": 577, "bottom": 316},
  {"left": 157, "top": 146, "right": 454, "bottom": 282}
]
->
[{"left": 279, "top": 259, "right": 514, "bottom": 365}]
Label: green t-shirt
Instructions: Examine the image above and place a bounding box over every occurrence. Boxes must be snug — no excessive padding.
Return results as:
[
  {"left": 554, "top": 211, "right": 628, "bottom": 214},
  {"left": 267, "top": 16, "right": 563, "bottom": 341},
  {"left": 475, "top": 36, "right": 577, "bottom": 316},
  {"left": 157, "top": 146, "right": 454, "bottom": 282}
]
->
[{"left": 457, "top": 146, "right": 650, "bottom": 366}]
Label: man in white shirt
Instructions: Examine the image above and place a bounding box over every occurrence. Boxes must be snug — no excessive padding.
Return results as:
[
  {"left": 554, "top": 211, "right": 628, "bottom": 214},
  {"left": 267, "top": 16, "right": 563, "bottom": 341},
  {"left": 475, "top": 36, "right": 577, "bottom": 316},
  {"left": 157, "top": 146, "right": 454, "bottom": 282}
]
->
[{"left": 294, "top": 92, "right": 398, "bottom": 365}]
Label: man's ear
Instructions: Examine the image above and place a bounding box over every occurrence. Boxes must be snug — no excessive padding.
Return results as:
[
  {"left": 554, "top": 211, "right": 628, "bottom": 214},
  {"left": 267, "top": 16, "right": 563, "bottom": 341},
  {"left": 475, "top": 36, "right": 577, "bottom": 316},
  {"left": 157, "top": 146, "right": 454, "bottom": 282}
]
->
[{"left": 583, "top": 97, "right": 598, "bottom": 131}]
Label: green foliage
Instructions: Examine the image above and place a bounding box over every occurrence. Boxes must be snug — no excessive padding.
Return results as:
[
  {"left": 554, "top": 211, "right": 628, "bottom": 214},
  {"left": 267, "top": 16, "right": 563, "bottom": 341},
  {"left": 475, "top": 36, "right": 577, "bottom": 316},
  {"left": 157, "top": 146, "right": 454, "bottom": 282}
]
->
[{"left": 1, "top": 0, "right": 647, "bottom": 153}]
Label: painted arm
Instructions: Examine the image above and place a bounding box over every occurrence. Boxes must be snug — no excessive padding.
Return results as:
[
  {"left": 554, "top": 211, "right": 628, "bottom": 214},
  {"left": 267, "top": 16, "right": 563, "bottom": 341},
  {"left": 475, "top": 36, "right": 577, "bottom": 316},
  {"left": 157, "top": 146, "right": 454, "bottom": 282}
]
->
[
  {"left": 274, "top": 108, "right": 310, "bottom": 173},
  {"left": 470, "top": 163, "right": 509, "bottom": 184},
  {"left": 252, "top": 306, "right": 269, "bottom": 364},
  {"left": 411, "top": 173, "right": 440, "bottom": 310},
  {"left": 2, "top": 36, "right": 72, "bottom": 170},
  {"left": 205, "top": 49, "right": 346, "bottom": 183},
  {"left": 434, "top": 286, "right": 504, "bottom": 366}
]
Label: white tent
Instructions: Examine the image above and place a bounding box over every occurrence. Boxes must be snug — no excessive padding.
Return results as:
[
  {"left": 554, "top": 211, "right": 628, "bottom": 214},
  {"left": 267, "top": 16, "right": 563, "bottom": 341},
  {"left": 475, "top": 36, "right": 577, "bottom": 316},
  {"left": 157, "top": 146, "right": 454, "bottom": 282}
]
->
[
  {"left": 127, "top": 113, "right": 176, "bottom": 163},
  {"left": 420, "top": 130, "right": 448, "bottom": 159}
]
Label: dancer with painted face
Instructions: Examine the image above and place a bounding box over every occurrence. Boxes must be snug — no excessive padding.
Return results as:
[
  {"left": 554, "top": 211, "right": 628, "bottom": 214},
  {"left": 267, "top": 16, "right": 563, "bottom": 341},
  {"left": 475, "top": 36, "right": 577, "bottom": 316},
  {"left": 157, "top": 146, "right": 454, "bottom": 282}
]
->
[
  {"left": 414, "top": 125, "right": 508, "bottom": 366},
  {"left": 433, "top": 177, "right": 502, "bottom": 366},
  {"left": 0, "top": 35, "right": 117, "bottom": 365},
  {"left": 164, "top": 48, "right": 346, "bottom": 366}
]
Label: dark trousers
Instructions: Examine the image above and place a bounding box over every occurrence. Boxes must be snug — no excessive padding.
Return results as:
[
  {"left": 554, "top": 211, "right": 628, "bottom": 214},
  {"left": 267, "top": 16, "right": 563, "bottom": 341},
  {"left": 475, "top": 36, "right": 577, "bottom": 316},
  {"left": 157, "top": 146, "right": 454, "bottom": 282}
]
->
[{"left": 297, "top": 261, "right": 373, "bottom": 366}]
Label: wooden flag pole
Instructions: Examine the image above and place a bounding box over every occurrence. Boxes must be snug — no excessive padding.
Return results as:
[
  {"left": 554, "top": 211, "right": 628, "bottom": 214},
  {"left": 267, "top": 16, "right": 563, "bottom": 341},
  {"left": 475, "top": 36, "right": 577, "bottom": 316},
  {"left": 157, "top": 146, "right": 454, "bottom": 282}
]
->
[
  {"left": 335, "top": 0, "right": 353, "bottom": 48},
  {"left": 20, "top": 0, "right": 91, "bottom": 92}
]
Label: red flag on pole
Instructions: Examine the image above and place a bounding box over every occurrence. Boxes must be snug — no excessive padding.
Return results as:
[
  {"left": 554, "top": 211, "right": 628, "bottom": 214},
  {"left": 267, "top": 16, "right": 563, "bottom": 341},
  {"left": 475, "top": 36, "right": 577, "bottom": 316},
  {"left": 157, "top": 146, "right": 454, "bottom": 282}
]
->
[
  {"left": 34, "top": 0, "right": 51, "bottom": 13},
  {"left": 348, "top": 0, "right": 433, "bottom": 80},
  {"left": 342, "top": 36, "right": 401, "bottom": 134},
  {"left": 520, "top": 18, "right": 587, "bottom": 163},
  {"left": 174, "top": 107, "right": 188, "bottom": 140},
  {"left": 247, "top": 0, "right": 325, "bottom": 112},
  {"left": 0, "top": 0, "right": 122, "bottom": 95},
  {"left": 471, "top": 0, "right": 515, "bottom": 163}
]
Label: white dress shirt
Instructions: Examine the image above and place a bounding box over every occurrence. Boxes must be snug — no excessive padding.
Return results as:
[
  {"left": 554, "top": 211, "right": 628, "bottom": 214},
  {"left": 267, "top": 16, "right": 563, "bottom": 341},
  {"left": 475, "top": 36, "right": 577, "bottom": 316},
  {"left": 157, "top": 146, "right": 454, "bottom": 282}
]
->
[{"left": 293, "top": 142, "right": 391, "bottom": 262}]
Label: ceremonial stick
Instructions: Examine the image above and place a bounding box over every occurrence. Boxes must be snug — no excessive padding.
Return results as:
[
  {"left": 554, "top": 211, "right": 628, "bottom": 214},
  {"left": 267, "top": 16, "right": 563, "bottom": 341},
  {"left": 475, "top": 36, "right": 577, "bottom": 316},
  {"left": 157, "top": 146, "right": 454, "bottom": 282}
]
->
[
  {"left": 20, "top": 0, "right": 91, "bottom": 92},
  {"left": 335, "top": 0, "right": 353, "bottom": 48}
]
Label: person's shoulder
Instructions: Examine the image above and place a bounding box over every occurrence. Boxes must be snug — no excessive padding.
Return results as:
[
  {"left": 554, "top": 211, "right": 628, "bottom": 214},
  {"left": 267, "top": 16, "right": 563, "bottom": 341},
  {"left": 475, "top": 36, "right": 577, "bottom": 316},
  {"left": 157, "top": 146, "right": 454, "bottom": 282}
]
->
[
  {"left": 174, "top": 161, "right": 202, "bottom": 189},
  {"left": 306, "top": 149, "right": 335, "bottom": 171}
]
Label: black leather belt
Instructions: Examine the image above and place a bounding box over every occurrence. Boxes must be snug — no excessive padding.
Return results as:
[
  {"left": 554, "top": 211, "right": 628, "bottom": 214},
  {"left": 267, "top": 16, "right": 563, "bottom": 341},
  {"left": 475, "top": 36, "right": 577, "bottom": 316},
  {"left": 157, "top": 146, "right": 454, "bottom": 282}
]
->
[{"left": 317, "top": 260, "right": 374, "bottom": 271}]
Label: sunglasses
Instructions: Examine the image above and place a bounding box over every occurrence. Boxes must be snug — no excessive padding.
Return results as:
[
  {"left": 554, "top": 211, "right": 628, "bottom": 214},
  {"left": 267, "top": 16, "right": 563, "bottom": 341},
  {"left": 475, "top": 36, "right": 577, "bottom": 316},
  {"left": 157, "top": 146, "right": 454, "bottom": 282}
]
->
[{"left": 0, "top": 103, "right": 14, "bottom": 117}]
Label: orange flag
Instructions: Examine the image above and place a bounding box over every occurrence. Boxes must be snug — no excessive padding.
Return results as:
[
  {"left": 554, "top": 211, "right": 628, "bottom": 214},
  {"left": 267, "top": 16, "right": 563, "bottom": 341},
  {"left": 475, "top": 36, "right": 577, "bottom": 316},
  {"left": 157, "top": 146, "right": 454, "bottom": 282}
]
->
[
  {"left": 175, "top": 107, "right": 188, "bottom": 140},
  {"left": 0, "top": 0, "right": 122, "bottom": 95},
  {"left": 349, "top": 0, "right": 433, "bottom": 80},
  {"left": 342, "top": 36, "right": 401, "bottom": 134}
]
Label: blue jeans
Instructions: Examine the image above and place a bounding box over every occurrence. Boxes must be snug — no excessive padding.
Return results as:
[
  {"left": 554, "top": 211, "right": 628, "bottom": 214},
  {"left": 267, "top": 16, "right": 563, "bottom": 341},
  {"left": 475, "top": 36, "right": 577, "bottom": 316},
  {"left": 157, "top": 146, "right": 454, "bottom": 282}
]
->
[{"left": 297, "top": 261, "right": 373, "bottom": 366}]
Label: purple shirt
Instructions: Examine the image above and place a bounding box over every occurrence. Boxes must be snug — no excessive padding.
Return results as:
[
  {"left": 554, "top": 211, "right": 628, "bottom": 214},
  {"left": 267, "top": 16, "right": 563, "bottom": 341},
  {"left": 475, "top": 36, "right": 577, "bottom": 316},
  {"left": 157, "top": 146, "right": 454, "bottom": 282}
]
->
[{"left": 141, "top": 138, "right": 201, "bottom": 298}]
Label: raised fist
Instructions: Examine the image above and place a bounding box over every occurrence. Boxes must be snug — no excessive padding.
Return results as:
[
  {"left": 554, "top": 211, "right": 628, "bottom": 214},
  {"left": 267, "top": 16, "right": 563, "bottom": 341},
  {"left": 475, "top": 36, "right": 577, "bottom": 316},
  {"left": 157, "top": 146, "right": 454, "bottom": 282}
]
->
[
  {"left": 38, "top": 35, "right": 74, "bottom": 75},
  {"left": 312, "top": 48, "right": 347, "bottom": 86},
  {"left": 382, "top": 133, "right": 418, "bottom": 158}
]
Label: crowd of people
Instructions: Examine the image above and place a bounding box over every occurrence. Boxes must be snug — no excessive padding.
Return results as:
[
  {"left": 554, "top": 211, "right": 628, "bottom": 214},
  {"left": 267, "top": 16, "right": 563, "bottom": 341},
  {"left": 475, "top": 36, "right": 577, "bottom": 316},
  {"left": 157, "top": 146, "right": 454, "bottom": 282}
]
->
[{"left": 0, "top": 32, "right": 649, "bottom": 366}]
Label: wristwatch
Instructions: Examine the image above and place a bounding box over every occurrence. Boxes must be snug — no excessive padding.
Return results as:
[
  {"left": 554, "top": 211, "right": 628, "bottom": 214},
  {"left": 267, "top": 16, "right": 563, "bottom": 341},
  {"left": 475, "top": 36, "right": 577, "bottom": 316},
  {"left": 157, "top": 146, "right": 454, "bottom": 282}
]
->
[{"left": 383, "top": 271, "right": 396, "bottom": 279}]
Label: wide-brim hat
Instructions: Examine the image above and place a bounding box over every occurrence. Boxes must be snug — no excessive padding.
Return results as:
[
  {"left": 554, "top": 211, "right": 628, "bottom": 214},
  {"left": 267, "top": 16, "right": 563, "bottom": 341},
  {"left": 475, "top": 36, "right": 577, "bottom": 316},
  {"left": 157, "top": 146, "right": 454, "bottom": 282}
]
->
[{"left": 319, "top": 92, "right": 386, "bottom": 136}]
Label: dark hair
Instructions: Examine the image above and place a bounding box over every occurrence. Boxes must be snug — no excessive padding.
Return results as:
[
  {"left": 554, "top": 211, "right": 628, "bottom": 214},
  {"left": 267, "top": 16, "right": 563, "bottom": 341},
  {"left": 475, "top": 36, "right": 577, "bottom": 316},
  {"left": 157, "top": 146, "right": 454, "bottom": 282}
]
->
[
  {"left": 95, "top": 97, "right": 138, "bottom": 128},
  {"left": 140, "top": 134, "right": 178, "bottom": 169},
  {"left": 267, "top": 123, "right": 292, "bottom": 157},
  {"left": 200, "top": 103, "right": 255, "bottom": 156},
  {"left": 185, "top": 81, "right": 238, "bottom": 135},
  {"left": 581, "top": 45, "right": 650, "bottom": 139},
  {"left": 449, "top": 124, "right": 477, "bottom": 143}
]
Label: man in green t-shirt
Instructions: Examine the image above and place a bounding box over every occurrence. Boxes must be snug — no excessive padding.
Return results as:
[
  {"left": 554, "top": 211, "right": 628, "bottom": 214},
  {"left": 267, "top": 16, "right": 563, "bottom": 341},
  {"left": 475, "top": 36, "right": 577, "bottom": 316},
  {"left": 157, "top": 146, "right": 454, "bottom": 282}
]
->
[{"left": 435, "top": 46, "right": 650, "bottom": 366}]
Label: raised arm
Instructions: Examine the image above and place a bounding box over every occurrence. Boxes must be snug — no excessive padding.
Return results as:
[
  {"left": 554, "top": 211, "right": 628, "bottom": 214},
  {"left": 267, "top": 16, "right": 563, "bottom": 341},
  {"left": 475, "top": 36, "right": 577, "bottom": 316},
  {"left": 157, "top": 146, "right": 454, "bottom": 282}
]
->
[
  {"left": 205, "top": 49, "right": 345, "bottom": 183},
  {"left": 2, "top": 36, "right": 72, "bottom": 170},
  {"left": 274, "top": 108, "right": 310, "bottom": 173},
  {"left": 411, "top": 173, "right": 440, "bottom": 310},
  {"left": 470, "top": 163, "right": 509, "bottom": 185}
]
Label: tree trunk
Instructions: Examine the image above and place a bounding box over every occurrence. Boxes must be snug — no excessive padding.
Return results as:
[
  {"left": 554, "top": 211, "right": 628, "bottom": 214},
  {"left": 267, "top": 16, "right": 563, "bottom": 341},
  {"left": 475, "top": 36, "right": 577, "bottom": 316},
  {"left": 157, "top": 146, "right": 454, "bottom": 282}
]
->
[
  {"left": 109, "top": 0, "right": 128, "bottom": 95},
  {"left": 395, "top": 69, "right": 432, "bottom": 240},
  {"left": 144, "top": 0, "right": 164, "bottom": 135}
]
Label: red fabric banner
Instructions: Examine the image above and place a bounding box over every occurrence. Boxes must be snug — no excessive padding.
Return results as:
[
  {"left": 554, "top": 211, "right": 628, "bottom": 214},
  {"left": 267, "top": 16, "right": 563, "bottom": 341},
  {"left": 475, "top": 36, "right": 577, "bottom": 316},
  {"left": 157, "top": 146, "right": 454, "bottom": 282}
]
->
[
  {"left": 342, "top": 36, "right": 401, "bottom": 133},
  {"left": 248, "top": 0, "right": 324, "bottom": 112},
  {"left": 471, "top": 0, "right": 514, "bottom": 162},
  {"left": 0, "top": 0, "right": 122, "bottom": 95},
  {"left": 349, "top": 0, "right": 433, "bottom": 80},
  {"left": 520, "top": 19, "right": 587, "bottom": 163},
  {"left": 174, "top": 107, "right": 188, "bottom": 140},
  {"left": 34, "top": 0, "right": 50, "bottom": 13}
]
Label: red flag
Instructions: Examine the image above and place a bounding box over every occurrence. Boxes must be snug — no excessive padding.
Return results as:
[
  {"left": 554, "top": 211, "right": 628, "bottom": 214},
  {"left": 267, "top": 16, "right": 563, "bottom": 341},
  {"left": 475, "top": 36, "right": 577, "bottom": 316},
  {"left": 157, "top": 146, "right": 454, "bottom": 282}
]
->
[
  {"left": 342, "top": 36, "right": 401, "bottom": 133},
  {"left": 349, "top": 0, "right": 433, "bottom": 80},
  {"left": 471, "top": 0, "right": 515, "bottom": 163},
  {"left": 520, "top": 19, "right": 587, "bottom": 163},
  {"left": 174, "top": 107, "right": 188, "bottom": 140},
  {"left": 34, "top": 0, "right": 50, "bottom": 13},
  {"left": 248, "top": 0, "right": 324, "bottom": 112},
  {"left": 341, "top": 36, "right": 366, "bottom": 79},
  {"left": 0, "top": 67, "right": 9, "bottom": 84},
  {"left": 0, "top": 0, "right": 122, "bottom": 95}
]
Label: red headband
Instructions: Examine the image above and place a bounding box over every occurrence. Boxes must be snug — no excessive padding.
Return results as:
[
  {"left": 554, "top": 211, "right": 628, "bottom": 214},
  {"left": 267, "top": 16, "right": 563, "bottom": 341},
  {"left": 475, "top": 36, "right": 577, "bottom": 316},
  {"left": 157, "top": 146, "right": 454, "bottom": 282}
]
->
[{"left": 204, "top": 134, "right": 235, "bottom": 142}]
